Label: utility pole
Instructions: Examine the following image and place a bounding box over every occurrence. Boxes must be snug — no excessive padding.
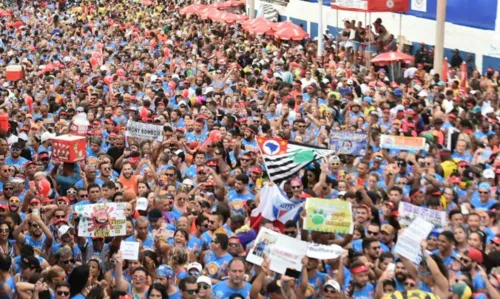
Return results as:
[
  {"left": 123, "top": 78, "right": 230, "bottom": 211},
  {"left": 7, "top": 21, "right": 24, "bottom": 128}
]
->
[
  {"left": 433, "top": 0, "right": 446, "bottom": 75},
  {"left": 249, "top": 0, "right": 255, "bottom": 18},
  {"left": 317, "top": 0, "right": 324, "bottom": 58}
]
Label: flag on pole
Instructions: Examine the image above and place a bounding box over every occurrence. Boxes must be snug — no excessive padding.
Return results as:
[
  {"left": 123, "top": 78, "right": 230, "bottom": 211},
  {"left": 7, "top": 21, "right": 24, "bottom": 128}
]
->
[
  {"left": 256, "top": 136, "right": 334, "bottom": 184},
  {"left": 250, "top": 183, "right": 303, "bottom": 232}
]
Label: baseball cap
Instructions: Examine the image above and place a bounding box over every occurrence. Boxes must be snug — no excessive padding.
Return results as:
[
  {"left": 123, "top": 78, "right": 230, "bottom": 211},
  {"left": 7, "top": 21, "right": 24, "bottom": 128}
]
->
[
  {"left": 483, "top": 168, "right": 495, "bottom": 179},
  {"left": 21, "top": 256, "right": 40, "bottom": 269},
  {"left": 187, "top": 262, "right": 202, "bottom": 274},
  {"left": 58, "top": 225, "right": 73, "bottom": 237},
  {"left": 323, "top": 280, "right": 340, "bottom": 292},
  {"left": 467, "top": 247, "right": 483, "bottom": 263},
  {"left": 251, "top": 167, "right": 263, "bottom": 174},
  {"left": 451, "top": 282, "right": 472, "bottom": 299},
  {"left": 197, "top": 275, "right": 212, "bottom": 287},
  {"left": 492, "top": 236, "right": 500, "bottom": 245},
  {"left": 30, "top": 198, "right": 41, "bottom": 204},
  {"left": 136, "top": 197, "right": 149, "bottom": 211},
  {"left": 479, "top": 182, "right": 491, "bottom": 191}
]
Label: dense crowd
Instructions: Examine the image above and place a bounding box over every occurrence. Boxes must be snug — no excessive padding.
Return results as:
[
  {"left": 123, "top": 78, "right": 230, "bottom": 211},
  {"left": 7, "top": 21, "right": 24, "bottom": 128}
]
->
[{"left": 0, "top": 0, "right": 499, "bottom": 298}]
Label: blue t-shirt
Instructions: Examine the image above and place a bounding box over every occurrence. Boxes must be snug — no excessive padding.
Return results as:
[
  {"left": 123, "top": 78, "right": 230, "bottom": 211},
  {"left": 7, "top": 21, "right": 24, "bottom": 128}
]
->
[
  {"left": 204, "top": 250, "right": 233, "bottom": 279},
  {"left": 353, "top": 283, "right": 375, "bottom": 299},
  {"left": 212, "top": 280, "right": 251, "bottom": 299},
  {"left": 226, "top": 190, "right": 254, "bottom": 214},
  {"left": 125, "top": 234, "right": 155, "bottom": 250},
  {"left": 24, "top": 234, "right": 47, "bottom": 252},
  {"left": 303, "top": 271, "right": 328, "bottom": 299},
  {"left": 471, "top": 197, "right": 497, "bottom": 211}
]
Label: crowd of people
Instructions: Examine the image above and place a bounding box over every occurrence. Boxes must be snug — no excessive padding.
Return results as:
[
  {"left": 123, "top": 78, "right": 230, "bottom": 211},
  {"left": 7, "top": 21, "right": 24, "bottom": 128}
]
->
[{"left": 0, "top": 0, "right": 498, "bottom": 298}]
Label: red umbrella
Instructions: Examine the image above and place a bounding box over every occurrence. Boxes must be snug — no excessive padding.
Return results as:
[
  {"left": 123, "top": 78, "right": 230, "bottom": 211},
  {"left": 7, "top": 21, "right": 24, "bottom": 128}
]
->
[
  {"left": 242, "top": 17, "right": 272, "bottom": 30},
  {"left": 442, "top": 57, "right": 449, "bottom": 84},
  {"left": 371, "top": 51, "right": 415, "bottom": 65},
  {"left": 271, "top": 21, "right": 299, "bottom": 31},
  {"left": 274, "top": 26, "right": 309, "bottom": 40},
  {"left": 223, "top": 0, "right": 245, "bottom": 6},
  {"left": 198, "top": 7, "right": 218, "bottom": 19},
  {"left": 210, "top": 2, "right": 228, "bottom": 9},
  {"left": 248, "top": 24, "right": 274, "bottom": 35},
  {"left": 180, "top": 4, "right": 205, "bottom": 15}
]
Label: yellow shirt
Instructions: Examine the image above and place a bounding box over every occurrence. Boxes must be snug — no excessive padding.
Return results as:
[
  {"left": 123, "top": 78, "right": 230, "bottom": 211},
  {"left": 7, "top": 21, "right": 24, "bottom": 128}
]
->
[{"left": 382, "top": 290, "right": 440, "bottom": 299}]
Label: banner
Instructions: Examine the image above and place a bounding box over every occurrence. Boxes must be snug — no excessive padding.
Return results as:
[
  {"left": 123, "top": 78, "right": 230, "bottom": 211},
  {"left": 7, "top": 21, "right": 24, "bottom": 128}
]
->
[
  {"left": 394, "top": 218, "right": 433, "bottom": 264},
  {"left": 75, "top": 203, "right": 127, "bottom": 237},
  {"left": 246, "top": 228, "right": 308, "bottom": 274},
  {"left": 331, "top": 0, "right": 409, "bottom": 12},
  {"left": 303, "top": 198, "right": 353, "bottom": 234},
  {"left": 398, "top": 202, "right": 448, "bottom": 231},
  {"left": 307, "top": 243, "right": 344, "bottom": 260},
  {"left": 380, "top": 135, "right": 426, "bottom": 151},
  {"left": 126, "top": 120, "right": 163, "bottom": 140},
  {"left": 410, "top": 0, "right": 426, "bottom": 12},
  {"left": 329, "top": 131, "right": 367, "bottom": 156}
]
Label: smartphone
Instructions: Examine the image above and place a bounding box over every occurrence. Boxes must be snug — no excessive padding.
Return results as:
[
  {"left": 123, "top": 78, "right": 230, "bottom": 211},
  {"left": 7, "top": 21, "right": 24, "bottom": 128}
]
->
[
  {"left": 284, "top": 268, "right": 301, "bottom": 279},
  {"left": 460, "top": 204, "right": 469, "bottom": 215},
  {"left": 32, "top": 209, "right": 39, "bottom": 216},
  {"left": 386, "top": 263, "right": 395, "bottom": 273}
]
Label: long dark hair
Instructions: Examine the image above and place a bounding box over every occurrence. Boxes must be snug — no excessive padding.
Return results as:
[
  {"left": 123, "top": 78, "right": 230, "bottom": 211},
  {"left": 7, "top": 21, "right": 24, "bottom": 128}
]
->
[
  {"left": 147, "top": 283, "right": 168, "bottom": 299},
  {"left": 68, "top": 265, "right": 90, "bottom": 297}
]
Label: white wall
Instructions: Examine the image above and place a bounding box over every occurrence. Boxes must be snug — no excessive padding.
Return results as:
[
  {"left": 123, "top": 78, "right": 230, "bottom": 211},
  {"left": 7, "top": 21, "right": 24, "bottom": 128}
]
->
[{"left": 254, "top": 0, "right": 500, "bottom": 72}]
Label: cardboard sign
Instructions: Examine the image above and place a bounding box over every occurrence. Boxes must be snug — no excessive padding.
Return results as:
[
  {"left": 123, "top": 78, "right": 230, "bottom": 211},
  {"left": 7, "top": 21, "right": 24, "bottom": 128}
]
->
[
  {"left": 394, "top": 218, "right": 433, "bottom": 264},
  {"left": 246, "top": 228, "right": 307, "bottom": 274},
  {"left": 126, "top": 120, "right": 163, "bottom": 140},
  {"left": 120, "top": 241, "right": 140, "bottom": 260}
]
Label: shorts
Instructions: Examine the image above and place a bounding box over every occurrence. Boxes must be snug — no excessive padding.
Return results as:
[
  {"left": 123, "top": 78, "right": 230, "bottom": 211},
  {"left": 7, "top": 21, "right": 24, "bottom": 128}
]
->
[{"left": 346, "top": 41, "right": 360, "bottom": 51}]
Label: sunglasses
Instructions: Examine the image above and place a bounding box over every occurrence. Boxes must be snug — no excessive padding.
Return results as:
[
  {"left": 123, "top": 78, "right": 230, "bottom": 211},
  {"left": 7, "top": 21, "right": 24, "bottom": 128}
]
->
[
  {"left": 133, "top": 276, "right": 147, "bottom": 281},
  {"left": 198, "top": 284, "right": 210, "bottom": 290},
  {"left": 3, "top": 187, "right": 13, "bottom": 191},
  {"left": 228, "top": 243, "right": 240, "bottom": 247},
  {"left": 291, "top": 185, "right": 302, "bottom": 190},
  {"left": 331, "top": 162, "right": 340, "bottom": 166},
  {"left": 284, "top": 231, "right": 296, "bottom": 236},
  {"left": 40, "top": 158, "right": 49, "bottom": 162},
  {"left": 60, "top": 259, "right": 75, "bottom": 265},
  {"left": 405, "top": 282, "right": 416, "bottom": 288},
  {"left": 186, "top": 289, "right": 198, "bottom": 295},
  {"left": 240, "top": 158, "right": 249, "bottom": 162},
  {"left": 67, "top": 190, "right": 77, "bottom": 195},
  {"left": 479, "top": 191, "right": 489, "bottom": 194},
  {"left": 79, "top": 194, "right": 88, "bottom": 198},
  {"left": 323, "top": 288, "right": 337, "bottom": 294},
  {"left": 55, "top": 215, "right": 66, "bottom": 219},
  {"left": 0, "top": 229, "right": 9, "bottom": 233},
  {"left": 57, "top": 291, "right": 70, "bottom": 296}
]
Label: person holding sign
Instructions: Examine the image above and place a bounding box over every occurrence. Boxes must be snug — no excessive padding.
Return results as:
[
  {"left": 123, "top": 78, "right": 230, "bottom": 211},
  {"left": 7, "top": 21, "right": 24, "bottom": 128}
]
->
[{"left": 398, "top": 240, "right": 449, "bottom": 299}]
